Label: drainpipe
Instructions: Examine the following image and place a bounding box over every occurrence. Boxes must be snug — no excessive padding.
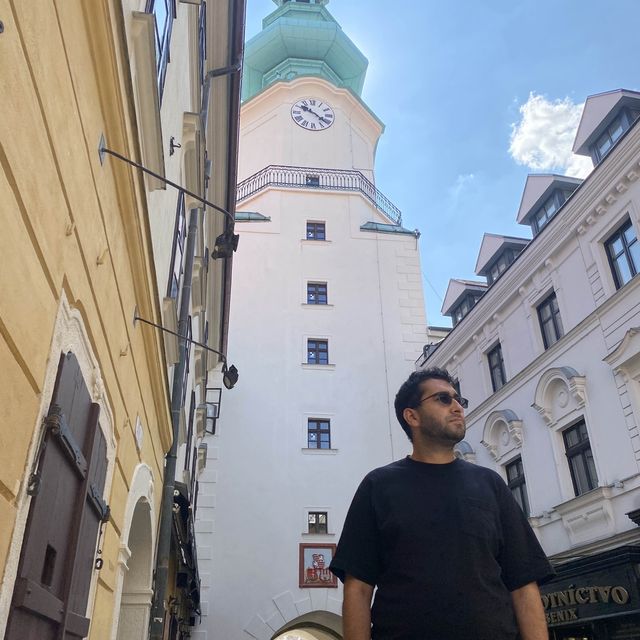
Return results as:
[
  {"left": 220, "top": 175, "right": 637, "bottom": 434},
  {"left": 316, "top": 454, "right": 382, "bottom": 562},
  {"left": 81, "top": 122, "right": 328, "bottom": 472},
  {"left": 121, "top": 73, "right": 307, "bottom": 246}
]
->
[{"left": 149, "top": 206, "right": 199, "bottom": 640}]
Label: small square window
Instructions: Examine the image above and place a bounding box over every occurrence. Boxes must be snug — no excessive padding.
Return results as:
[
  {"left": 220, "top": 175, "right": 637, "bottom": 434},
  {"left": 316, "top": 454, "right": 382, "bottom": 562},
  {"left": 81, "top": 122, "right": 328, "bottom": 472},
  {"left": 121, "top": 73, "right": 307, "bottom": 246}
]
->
[
  {"left": 306, "top": 222, "right": 326, "bottom": 240},
  {"left": 307, "top": 282, "right": 328, "bottom": 305},
  {"left": 308, "top": 511, "right": 328, "bottom": 534},
  {"left": 307, "top": 339, "right": 329, "bottom": 365},
  {"left": 307, "top": 419, "right": 331, "bottom": 449},
  {"left": 305, "top": 174, "right": 320, "bottom": 187}
]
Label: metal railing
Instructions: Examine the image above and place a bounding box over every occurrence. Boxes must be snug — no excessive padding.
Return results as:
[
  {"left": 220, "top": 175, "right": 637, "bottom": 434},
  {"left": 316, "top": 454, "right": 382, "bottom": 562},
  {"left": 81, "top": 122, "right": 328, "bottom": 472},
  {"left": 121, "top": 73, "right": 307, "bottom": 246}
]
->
[{"left": 236, "top": 164, "right": 402, "bottom": 225}]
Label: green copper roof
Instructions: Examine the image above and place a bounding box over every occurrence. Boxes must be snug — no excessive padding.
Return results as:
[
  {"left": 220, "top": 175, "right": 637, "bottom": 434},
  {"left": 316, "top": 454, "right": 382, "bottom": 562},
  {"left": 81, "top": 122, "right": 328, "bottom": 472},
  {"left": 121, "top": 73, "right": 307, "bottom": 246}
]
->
[{"left": 242, "top": 0, "right": 369, "bottom": 102}]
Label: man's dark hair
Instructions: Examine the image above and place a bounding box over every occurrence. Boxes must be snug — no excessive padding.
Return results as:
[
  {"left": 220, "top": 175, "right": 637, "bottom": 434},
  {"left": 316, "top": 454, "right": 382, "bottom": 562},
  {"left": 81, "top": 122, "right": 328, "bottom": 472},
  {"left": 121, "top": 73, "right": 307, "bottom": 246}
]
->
[{"left": 394, "top": 367, "right": 455, "bottom": 441}]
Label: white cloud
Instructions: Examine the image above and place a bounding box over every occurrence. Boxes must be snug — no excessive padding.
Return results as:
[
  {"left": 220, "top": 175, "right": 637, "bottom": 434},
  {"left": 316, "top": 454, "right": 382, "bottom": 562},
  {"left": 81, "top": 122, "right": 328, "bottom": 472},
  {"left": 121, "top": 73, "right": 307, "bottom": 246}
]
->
[{"left": 509, "top": 93, "right": 593, "bottom": 178}]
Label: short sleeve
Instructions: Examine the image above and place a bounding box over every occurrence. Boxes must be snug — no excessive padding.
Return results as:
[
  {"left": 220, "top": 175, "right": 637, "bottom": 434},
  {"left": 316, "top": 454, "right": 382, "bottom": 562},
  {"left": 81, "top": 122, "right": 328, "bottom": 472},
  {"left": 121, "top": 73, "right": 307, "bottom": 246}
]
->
[
  {"left": 329, "top": 475, "right": 380, "bottom": 586},
  {"left": 495, "top": 476, "right": 555, "bottom": 591}
]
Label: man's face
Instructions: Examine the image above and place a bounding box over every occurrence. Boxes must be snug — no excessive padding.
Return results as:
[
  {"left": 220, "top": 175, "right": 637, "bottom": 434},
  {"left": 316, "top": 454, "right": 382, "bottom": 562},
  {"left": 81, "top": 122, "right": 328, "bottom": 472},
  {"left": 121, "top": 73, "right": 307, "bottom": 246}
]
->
[{"left": 405, "top": 378, "right": 466, "bottom": 446}]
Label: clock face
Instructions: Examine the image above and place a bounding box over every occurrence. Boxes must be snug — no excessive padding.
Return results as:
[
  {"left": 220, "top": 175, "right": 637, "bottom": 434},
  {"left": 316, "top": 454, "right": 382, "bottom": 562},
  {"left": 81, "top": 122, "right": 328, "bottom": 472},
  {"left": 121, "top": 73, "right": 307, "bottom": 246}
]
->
[{"left": 291, "top": 98, "right": 335, "bottom": 131}]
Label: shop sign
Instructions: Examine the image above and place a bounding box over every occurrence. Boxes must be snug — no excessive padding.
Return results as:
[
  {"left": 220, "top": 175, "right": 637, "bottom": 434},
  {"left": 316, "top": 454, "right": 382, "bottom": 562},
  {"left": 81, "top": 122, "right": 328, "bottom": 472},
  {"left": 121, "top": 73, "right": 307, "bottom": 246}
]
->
[{"left": 540, "top": 565, "right": 640, "bottom": 626}]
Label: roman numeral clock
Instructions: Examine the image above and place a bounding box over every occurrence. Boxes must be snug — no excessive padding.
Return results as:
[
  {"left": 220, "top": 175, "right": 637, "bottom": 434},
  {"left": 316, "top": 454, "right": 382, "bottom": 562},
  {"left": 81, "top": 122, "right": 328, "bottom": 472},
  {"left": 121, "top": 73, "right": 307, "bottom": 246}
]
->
[{"left": 291, "top": 98, "right": 335, "bottom": 131}]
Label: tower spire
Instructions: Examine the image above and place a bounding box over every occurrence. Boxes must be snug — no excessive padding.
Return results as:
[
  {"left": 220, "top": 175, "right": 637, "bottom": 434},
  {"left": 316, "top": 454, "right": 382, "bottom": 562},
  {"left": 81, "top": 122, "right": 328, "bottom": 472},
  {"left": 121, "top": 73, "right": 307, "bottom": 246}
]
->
[{"left": 242, "top": 0, "right": 368, "bottom": 102}]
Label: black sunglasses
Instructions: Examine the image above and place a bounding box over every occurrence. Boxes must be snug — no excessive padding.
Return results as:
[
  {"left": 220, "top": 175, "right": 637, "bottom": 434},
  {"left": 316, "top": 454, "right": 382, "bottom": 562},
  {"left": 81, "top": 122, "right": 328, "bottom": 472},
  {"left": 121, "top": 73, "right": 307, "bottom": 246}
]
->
[{"left": 417, "top": 392, "right": 469, "bottom": 409}]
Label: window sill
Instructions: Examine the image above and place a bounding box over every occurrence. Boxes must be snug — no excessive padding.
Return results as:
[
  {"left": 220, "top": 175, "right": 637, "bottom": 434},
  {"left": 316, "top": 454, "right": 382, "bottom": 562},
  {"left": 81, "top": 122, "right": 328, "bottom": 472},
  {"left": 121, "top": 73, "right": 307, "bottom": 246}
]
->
[
  {"left": 301, "top": 364, "right": 336, "bottom": 370},
  {"left": 301, "top": 239, "right": 332, "bottom": 245},
  {"left": 301, "top": 448, "right": 338, "bottom": 455},
  {"left": 301, "top": 304, "right": 334, "bottom": 309},
  {"left": 301, "top": 532, "right": 336, "bottom": 537}
]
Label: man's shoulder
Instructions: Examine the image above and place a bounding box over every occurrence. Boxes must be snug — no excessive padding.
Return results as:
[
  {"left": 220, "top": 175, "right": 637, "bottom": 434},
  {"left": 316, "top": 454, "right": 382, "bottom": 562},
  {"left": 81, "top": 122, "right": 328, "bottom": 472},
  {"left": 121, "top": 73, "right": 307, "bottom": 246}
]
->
[{"left": 363, "top": 457, "right": 412, "bottom": 481}]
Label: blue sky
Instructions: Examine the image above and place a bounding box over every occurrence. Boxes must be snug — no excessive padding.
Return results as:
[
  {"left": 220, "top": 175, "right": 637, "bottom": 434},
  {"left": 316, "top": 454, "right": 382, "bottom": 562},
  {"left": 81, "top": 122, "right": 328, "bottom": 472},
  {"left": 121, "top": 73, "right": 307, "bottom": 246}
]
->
[{"left": 245, "top": 0, "right": 640, "bottom": 326}]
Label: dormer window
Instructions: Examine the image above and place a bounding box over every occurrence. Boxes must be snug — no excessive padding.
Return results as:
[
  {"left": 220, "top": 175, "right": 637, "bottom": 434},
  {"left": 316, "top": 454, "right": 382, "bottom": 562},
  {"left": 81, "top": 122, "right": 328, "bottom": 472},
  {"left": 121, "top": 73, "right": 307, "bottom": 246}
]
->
[
  {"left": 591, "top": 108, "right": 640, "bottom": 163},
  {"left": 451, "top": 293, "right": 483, "bottom": 327},
  {"left": 486, "top": 247, "right": 524, "bottom": 285},
  {"left": 531, "top": 189, "right": 573, "bottom": 235}
]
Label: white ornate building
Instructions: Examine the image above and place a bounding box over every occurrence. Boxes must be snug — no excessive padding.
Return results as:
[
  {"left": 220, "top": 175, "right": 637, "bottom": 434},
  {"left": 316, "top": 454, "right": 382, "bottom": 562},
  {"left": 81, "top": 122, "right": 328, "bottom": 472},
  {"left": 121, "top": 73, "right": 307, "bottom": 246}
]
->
[{"left": 423, "top": 89, "right": 640, "bottom": 639}]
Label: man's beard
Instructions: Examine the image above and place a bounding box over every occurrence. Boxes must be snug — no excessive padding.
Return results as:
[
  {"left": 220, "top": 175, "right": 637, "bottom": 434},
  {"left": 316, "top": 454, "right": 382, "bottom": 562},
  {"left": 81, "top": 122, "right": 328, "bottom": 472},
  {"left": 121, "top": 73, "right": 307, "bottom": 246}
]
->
[{"left": 417, "top": 414, "right": 466, "bottom": 445}]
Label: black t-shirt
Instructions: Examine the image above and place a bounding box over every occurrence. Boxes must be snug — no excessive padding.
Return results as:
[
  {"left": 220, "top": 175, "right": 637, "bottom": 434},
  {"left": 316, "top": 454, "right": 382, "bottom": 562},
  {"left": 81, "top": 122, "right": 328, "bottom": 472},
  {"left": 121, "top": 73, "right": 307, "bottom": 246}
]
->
[{"left": 330, "top": 457, "right": 554, "bottom": 640}]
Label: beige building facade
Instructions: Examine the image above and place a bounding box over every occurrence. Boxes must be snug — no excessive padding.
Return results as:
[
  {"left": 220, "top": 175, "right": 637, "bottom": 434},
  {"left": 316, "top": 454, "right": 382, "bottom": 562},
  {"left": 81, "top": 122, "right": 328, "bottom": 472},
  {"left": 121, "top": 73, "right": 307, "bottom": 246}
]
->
[{"left": 0, "top": 1, "right": 243, "bottom": 638}]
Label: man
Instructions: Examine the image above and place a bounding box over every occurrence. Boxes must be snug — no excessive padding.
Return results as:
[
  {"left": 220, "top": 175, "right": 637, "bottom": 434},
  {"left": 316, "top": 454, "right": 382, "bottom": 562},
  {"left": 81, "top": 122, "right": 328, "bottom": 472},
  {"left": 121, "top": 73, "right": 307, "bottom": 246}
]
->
[{"left": 330, "top": 368, "right": 553, "bottom": 640}]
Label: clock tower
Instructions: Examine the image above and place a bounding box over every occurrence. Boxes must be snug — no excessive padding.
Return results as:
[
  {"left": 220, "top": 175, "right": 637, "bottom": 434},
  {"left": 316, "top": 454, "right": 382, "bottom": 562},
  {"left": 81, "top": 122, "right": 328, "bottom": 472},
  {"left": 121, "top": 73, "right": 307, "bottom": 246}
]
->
[{"left": 195, "top": 2, "right": 428, "bottom": 638}]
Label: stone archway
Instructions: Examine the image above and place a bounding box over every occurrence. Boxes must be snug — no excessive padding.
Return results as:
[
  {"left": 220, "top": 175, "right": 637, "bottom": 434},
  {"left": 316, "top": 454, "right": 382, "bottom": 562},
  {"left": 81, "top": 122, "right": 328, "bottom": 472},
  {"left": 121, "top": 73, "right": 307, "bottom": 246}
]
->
[
  {"left": 116, "top": 498, "right": 154, "bottom": 640},
  {"left": 272, "top": 611, "right": 342, "bottom": 640}
]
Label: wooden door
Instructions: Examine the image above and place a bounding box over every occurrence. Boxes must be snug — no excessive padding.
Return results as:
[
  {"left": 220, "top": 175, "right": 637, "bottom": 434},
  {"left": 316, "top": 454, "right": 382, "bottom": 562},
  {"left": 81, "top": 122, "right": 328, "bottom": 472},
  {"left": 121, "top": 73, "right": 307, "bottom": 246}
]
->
[{"left": 5, "top": 352, "right": 109, "bottom": 640}]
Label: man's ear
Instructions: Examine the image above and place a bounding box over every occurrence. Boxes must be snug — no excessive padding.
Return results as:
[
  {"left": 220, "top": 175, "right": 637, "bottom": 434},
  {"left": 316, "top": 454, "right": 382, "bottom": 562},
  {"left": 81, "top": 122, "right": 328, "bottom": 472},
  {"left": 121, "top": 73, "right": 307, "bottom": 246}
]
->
[{"left": 403, "top": 407, "right": 419, "bottom": 428}]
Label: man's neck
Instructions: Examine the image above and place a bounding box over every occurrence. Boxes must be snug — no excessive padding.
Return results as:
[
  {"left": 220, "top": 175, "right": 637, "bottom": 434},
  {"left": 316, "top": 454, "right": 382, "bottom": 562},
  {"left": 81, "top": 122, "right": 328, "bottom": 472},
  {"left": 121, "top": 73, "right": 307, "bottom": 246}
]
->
[{"left": 410, "top": 443, "right": 456, "bottom": 465}]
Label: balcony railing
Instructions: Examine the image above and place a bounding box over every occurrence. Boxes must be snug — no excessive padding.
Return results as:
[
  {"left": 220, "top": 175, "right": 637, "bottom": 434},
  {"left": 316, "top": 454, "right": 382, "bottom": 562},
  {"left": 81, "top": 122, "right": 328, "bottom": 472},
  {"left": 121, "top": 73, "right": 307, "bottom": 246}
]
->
[{"left": 236, "top": 164, "right": 402, "bottom": 225}]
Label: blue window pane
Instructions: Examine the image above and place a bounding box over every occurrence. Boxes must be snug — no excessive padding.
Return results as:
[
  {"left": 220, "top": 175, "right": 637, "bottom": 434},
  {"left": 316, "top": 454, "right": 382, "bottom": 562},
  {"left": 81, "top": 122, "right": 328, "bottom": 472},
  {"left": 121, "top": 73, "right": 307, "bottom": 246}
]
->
[
  {"left": 610, "top": 120, "right": 625, "bottom": 143},
  {"left": 615, "top": 255, "right": 633, "bottom": 285},
  {"left": 624, "top": 224, "right": 637, "bottom": 246},
  {"left": 611, "top": 236, "right": 624, "bottom": 256}
]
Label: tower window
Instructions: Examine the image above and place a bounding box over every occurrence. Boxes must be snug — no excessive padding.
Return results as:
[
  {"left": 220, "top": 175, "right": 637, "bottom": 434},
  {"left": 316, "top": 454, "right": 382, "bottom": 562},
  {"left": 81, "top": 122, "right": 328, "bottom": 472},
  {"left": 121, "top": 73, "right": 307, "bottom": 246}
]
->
[
  {"left": 307, "top": 419, "right": 331, "bottom": 449},
  {"left": 306, "top": 222, "right": 326, "bottom": 240},
  {"left": 308, "top": 511, "right": 328, "bottom": 533},
  {"left": 307, "top": 282, "right": 328, "bottom": 304},
  {"left": 307, "top": 339, "right": 329, "bottom": 365}
]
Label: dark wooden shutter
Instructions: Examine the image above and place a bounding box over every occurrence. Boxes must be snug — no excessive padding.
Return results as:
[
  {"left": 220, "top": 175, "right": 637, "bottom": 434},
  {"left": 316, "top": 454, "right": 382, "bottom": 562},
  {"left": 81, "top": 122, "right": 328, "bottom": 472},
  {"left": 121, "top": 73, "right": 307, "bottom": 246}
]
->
[{"left": 6, "top": 352, "right": 109, "bottom": 640}]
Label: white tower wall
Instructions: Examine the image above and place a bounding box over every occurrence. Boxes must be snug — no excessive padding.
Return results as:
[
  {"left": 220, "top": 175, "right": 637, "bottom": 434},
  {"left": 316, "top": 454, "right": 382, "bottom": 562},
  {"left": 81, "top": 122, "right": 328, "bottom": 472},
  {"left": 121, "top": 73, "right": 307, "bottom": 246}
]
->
[{"left": 195, "top": 77, "right": 427, "bottom": 639}]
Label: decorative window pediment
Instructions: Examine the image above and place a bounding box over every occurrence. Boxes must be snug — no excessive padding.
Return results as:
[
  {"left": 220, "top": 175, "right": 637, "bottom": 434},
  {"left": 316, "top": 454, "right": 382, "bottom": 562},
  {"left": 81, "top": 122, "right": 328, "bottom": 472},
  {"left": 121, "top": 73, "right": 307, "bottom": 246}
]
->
[
  {"left": 604, "top": 326, "right": 640, "bottom": 379},
  {"left": 454, "top": 440, "right": 476, "bottom": 463},
  {"left": 481, "top": 410, "right": 523, "bottom": 462},
  {"left": 532, "top": 367, "right": 586, "bottom": 428}
]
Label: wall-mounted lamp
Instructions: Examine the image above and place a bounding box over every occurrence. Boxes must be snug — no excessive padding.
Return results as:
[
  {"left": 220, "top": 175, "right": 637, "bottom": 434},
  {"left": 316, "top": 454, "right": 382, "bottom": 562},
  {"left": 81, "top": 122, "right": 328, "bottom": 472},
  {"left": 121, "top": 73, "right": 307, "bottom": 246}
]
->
[
  {"left": 212, "top": 232, "right": 239, "bottom": 260},
  {"left": 222, "top": 363, "right": 239, "bottom": 390}
]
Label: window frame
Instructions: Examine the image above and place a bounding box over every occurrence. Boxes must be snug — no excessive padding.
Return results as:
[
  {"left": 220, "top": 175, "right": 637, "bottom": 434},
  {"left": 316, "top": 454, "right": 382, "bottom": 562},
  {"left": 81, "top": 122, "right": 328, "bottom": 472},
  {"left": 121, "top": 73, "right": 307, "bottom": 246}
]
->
[
  {"left": 146, "top": 0, "right": 175, "bottom": 101},
  {"left": 531, "top": 190, "right": 570, "bottom": 235},
  {"left": 307, "top": 339, "right": 329, "bottom": 365},
  {"left": 451, "top": 293, "right": 483, "bottom": 326},
  {"left": 505, "top": 457, "right": 530, "bottom": 516},
  {"left": 167, "top": 191, "right": 187, "bottom": 300},
  {"left": 563, "top": 420, "right": 598, "bottom": 496},
  {"left": 537, "top": 291, "right": 564, "bottom": 349},
  {"left": 306, "top": 221, "right": 326, "bottom": 241},
  {"left": 307, "top": 418, "right": 331, "bottom": 449},
  {"left": 605, "top": 218, "right": 639, "bottom": 290},
  {"left": 487, "top": 343, "right": 506, "bottom": 393},
  {"left": 307, "top": 282, "right": 328, "bottom": 305},
  {"left": 307, "top": 511, "right": 328, "bottom": 534},
  {"left": 591, "top": 108, "right": 639, "bottom": 163}
]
